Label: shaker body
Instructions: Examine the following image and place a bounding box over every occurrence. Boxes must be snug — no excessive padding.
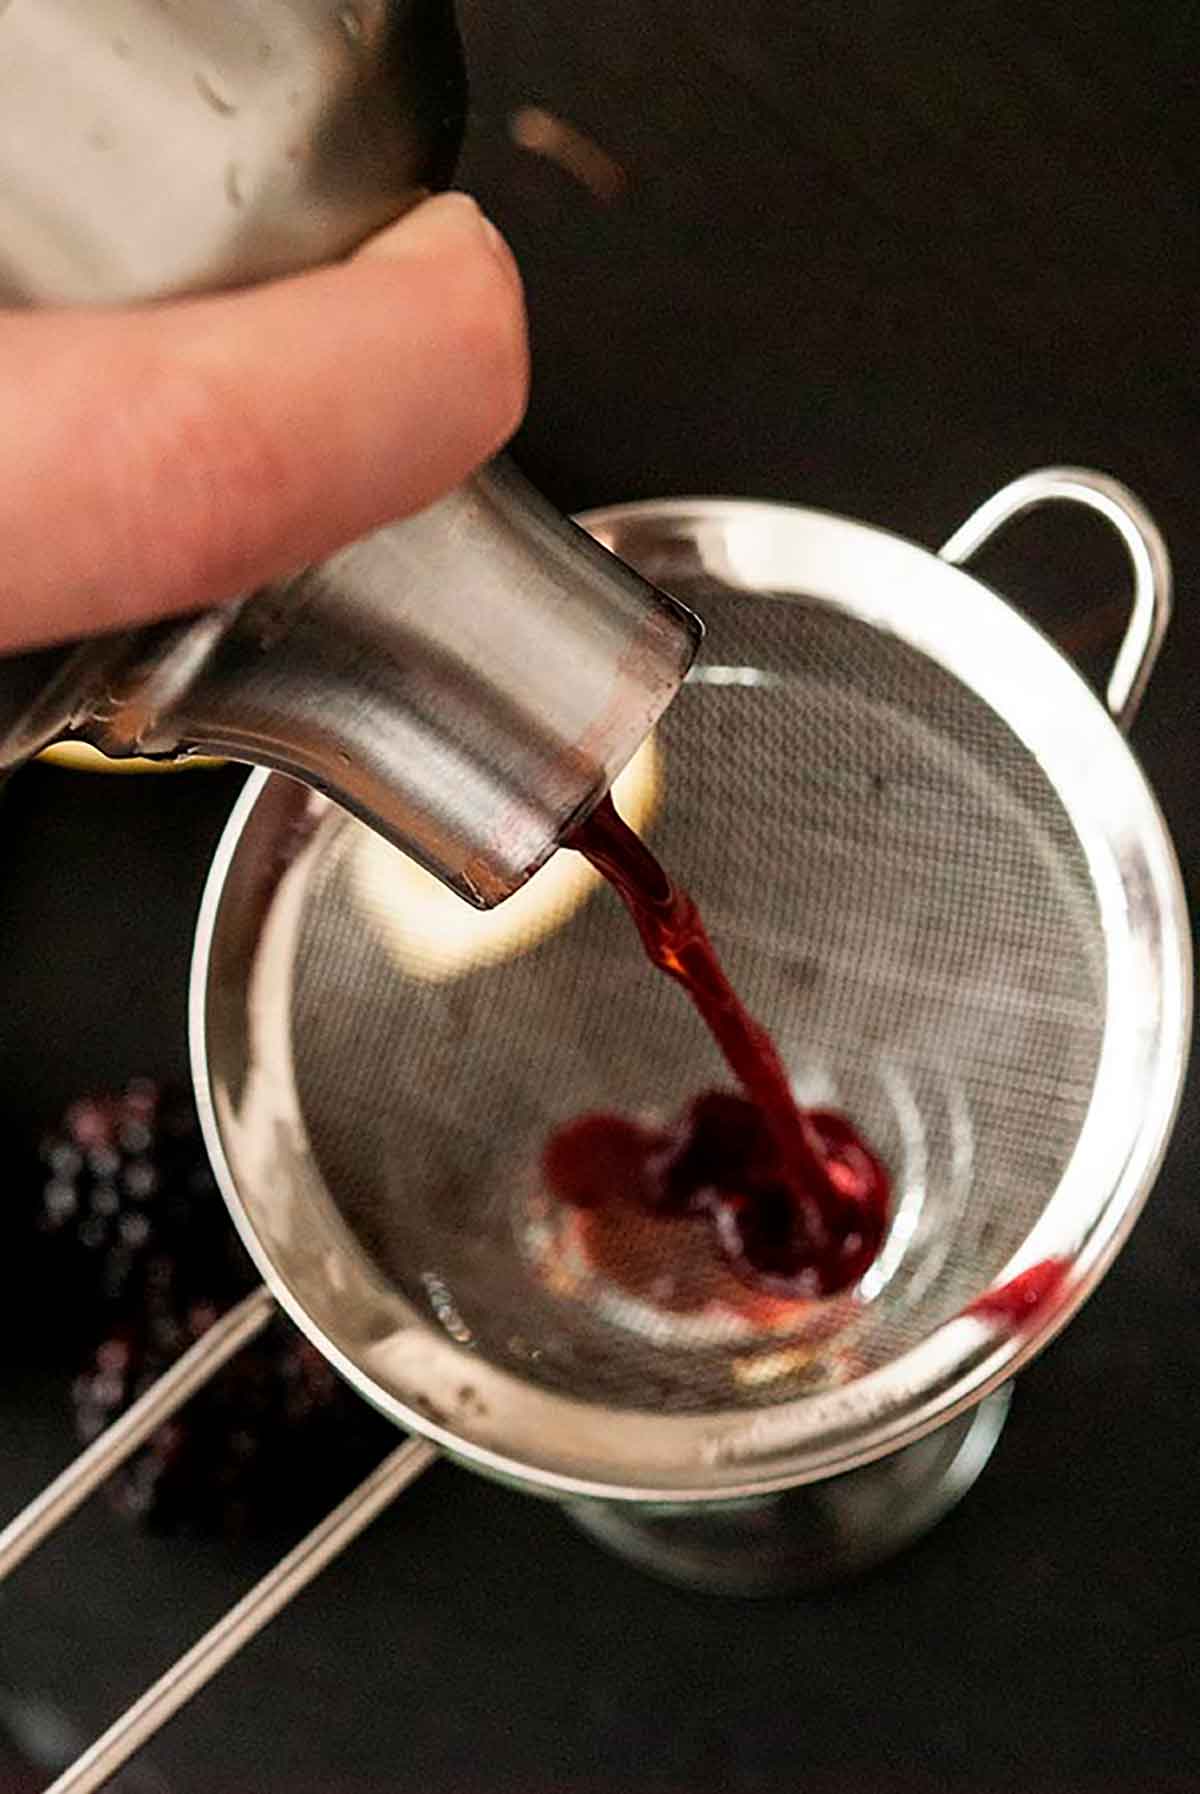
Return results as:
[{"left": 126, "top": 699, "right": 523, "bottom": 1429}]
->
[{"left": 0, "top": 0, "right": 701, "bottom": 904}]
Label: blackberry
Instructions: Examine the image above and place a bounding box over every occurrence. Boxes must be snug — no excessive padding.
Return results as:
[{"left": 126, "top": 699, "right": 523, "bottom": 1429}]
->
[
  {"left": 37, "top": 1080, "right": 394, "bottom": 1538},
  {"left": 36, "top": 1081, "right": 252, "bottom": 1357}
]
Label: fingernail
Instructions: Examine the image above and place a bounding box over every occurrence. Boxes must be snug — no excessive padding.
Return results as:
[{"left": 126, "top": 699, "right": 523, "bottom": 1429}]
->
[{"left": 360, "top": 192, "right": 518, "bottom": 281}]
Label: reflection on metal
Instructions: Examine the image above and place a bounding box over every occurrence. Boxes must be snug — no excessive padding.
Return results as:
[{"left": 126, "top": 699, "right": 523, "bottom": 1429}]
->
[{"left": 509, "top": 106, "right": 628, "bottom": 203}]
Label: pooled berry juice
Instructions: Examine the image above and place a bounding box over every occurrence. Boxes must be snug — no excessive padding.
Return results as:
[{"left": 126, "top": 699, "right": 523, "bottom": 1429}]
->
[{"left": 541, "top": 794, "right": 890, "bottom": 1303}]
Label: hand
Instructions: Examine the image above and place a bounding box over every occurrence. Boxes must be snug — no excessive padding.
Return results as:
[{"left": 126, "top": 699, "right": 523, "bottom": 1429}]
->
[{"left": 0, "top": 193, "right": 528, "bottom": 653}]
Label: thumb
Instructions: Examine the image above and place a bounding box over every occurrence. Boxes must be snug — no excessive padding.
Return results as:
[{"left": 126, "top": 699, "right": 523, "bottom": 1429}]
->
[{"left": 0, "top": 192, "right": 529, "bottom": 652}]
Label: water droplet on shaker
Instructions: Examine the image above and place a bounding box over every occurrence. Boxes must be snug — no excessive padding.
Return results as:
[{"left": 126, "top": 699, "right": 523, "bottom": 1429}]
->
[
  {"left": 338, "top": 6, "right": 364, "bottom": 44},
  {"left": 194, "top": 71, "right": 239, "bottom": 117}
]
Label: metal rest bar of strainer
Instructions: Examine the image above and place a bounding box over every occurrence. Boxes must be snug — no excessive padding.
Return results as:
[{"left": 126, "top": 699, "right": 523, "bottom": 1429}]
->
[{"left": 0, "top": 467, "right": 1174, "bottom": 1794}]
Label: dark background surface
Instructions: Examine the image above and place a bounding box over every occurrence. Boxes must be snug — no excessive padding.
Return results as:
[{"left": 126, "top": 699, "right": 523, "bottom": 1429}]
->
[{"left": 2, "top": 2, "right": 1198, "bottom": 1789}]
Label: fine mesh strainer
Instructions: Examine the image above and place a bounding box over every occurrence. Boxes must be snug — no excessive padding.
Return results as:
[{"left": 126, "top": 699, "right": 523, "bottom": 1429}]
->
[{"left": 0, "top": 469, "right": 1189, "bottom": 1793}]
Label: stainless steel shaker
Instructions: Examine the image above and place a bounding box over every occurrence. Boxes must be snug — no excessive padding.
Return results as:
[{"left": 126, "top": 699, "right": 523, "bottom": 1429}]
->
[{"left": 0, "top": 0, "right": 701, "bottom": 904}]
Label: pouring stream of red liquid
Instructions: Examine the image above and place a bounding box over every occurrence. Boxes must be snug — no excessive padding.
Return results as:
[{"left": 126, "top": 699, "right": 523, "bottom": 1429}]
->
[{"left": 541, "top": 795, "right": 891, "bottom": 1300}]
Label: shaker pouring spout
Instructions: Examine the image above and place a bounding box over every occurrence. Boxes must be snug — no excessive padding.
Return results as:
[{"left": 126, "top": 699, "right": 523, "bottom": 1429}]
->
[{"left": 122, "top": 457, "right": 704, "bottom": 907}]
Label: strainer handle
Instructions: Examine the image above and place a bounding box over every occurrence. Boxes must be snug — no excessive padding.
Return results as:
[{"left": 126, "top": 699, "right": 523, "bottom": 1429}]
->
[
  {"left": 0, "top": 1285, "right": 438, "bottom": 1794},
  {"left": 42, "top": 1438, "right": 437, "bottom": 1794},
  {"left": 938, "top": 466, "right": 1172, "bottom": 731},
  {"left": 0, "top": 1288, "right": 274, "bottom": 1581}
]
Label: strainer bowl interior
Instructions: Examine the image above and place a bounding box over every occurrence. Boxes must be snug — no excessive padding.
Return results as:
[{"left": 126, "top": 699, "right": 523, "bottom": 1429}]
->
[{"left": 192, "top": 497, "right": 1190, "bottom": 1501}]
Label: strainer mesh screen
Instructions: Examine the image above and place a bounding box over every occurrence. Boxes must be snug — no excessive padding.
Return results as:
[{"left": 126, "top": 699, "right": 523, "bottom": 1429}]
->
[{"left": 288, "top": 580, "right": 1106, "bottom": 1413}]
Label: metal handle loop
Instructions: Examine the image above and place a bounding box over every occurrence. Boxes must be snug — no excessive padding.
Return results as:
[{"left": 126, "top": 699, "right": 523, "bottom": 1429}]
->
[
  {"left": 939, "top": 466, "right": 1172, "bottom": 733},
  {"left": 45, "top": 1439, "right": 437, "bottom": 1794},
  {"left": 0, "top": 1288, "right": 275, "bottom": 1582},
  {"left": 0, "top": 1285, "right": 437, "bottom": 1794}
]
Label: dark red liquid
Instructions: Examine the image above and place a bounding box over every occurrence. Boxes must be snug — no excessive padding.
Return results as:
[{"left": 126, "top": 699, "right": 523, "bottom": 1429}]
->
[
  {"left": 967, "top": 1257, "right": 1069, "bottom": 1327},
  {"left": 542, "top": 795, "right": 891, "bottom": 1301}
]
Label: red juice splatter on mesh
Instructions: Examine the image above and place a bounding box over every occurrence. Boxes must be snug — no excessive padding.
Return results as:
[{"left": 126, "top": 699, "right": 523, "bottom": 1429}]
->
[{"left": 541, "top": 795, "right": 891, "bottom": 1301}]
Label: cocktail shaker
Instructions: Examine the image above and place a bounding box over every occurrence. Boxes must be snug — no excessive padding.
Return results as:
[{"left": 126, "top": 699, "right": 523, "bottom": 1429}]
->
[{"left": 0, "top": 0, "right": 700, "bottom": 903}]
